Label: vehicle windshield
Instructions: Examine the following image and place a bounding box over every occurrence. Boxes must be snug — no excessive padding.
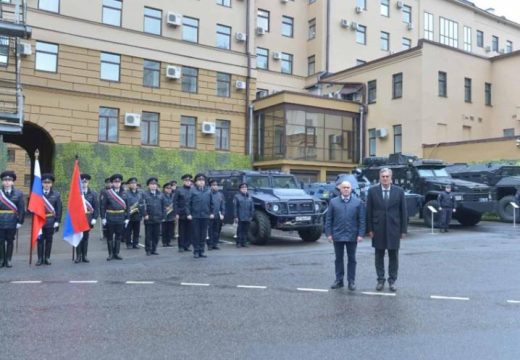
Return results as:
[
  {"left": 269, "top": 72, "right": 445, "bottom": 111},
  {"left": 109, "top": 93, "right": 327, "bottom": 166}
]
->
[
  {"left": 271, "top": 176, "right": 299, "bottom": 189},
  {"left": 502, "top": 167, "right": 520, "bottom": 176},
  {"left": 417, "top": 168, "right": 450, "bottom": 177},
  {"left": 245, "top": 175, "right": 270, "bottom": 188}
]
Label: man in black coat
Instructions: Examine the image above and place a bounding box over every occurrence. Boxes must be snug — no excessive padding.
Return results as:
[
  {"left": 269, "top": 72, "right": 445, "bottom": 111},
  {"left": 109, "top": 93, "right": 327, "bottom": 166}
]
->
[
  {"left": 437, "top": 184, "right": 456, "bottom": 233},
  {"left": 208, "top": 178, "right": 225, "bottom": 250},
  {"left": 162, "top": 181, "right": 175, "bottom": 247},
  {"left": 143, "top": 177, "right": 164, "bottom": 256},
  {"left": 100, "top": 174, "right": 128, "bottom": 261},
  {"left": 233, "top": 183, "right": 254, "bottom": 248},
  {"left": 38, "top": 173, "right": 62, "bottom": 266},
  {"left": 187, "top": 173, "right": 212, "bottom": 258},
  {"left": 125, "top": 177, "right": 144, "bottom": 249},
  {"left": 366, "top": 168, "right": 407, "bottom": 292},
  {"left": 175, "top": 174, "right": 192, "bottom": 252},
  {"left": 0, "top": 171, "right": 25, "bottom": 268},
  {"left": 76, "top": 173, "right": 99, "bottom": 263}
]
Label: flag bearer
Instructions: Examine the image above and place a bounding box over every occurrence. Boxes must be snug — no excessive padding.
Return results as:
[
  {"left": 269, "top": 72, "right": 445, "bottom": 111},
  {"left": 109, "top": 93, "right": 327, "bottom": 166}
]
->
[
  {"left": 0, "top": 171, "right": 25, "bottom": 268},
  {"left": 162, "top": 182, "right": 175, "bottom": 247},
  {"left": 76, "top": 173, "right": 98, "bottom": 263},
  {"left": 100, "top": 174, "right": 128, "bottom": 261},
  {"left": 125, "top": 177, "right": 144, "bottom": 249},
  {"left": 38, "top": 173, "right": 62, "bottom": 266},
  {"left": 143, "top": 177, "right": 164, "bottom": 256}
]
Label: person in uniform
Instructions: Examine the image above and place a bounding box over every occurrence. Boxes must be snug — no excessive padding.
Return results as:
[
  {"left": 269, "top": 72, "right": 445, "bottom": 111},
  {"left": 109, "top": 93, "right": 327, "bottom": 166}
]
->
[
  {"left": 187, "top": 173, "right": 212, "bottom": 258},
  {"left": 99, "top": 177, "right": 112, "bottom": 241},
  {"left": 233, "top": 182, "right": 254, "bottom": 248},
  {"left": 125, "top": 177, "right": 144, "bottom": 249},
  {"left": 175, "top": 174, "right": 192, "bottom": 252},
  {"left": 208, "top": 178, "right": 225, "bottom": 250},
  {"left": 100, "top": 174, "right": 128, "bottom": 261},
  {"left": 0, "top": 171, "right": 25, "bottom": 268},
  {"left": 437, "top": 184, "right": 456, "bottom": 233},
  {"left": 38, "top": 173, "right": 62, "bottom": 266},
  {"left": 162, "top": 181, "right": 175, "bottom": 247},
  {"left": 142, "top": 177, "right": 164, "bottom": 256},
  {"left": 76, "top": 173, "right": 98, "bottom": 263}
]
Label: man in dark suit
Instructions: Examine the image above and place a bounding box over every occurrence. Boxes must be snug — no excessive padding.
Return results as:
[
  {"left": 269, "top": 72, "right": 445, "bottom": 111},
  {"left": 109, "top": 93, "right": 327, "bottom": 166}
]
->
[{"left": 366, "top": 168, "right": 407, "bottom": 292}]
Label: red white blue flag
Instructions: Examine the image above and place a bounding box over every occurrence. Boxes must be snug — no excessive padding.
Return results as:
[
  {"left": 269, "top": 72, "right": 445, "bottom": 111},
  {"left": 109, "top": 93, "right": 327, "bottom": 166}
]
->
[
  {"left": 63, "top": 160, "right": 90, "bottom": 247},
  {"left": 27, "top": 158, "right": 46, "bottom": 248}
]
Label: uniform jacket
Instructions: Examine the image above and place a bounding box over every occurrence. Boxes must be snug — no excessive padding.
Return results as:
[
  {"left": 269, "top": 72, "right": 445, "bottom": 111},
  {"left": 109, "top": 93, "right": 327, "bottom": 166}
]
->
[
  {"left": 437, "top": 191, "right": 456, "bottom": 209},
  {"left": 366, "top": 184, "right": 407, "bottom": 250},
  {"left": 174, "top": 185, "right": 191, "bottom": 218},
  {"left": 126, "top": 189, "right": 145, "bottom": 221},
  {"left": 325, "top": 195, "right": 366, "bottom": 242},
  {"left": 162, "top": 191, "right": 175, "bottom": 222},
  {"left": 143, "top": 190, "right": 165, "bottom": 224},
  {"left": 43, "top": 189, "right": 63, "bottom": 229},
  {"left": 100, "top": 187, "right": 128, "bottom": 224},
  {"left": 83, "top": 188, "right": 99, "bottom": 224},
  {"left": 187, "top": 186, "right": 212, "bottom": 219},
  {"left": 210, "top": 190, "right": 225, "bottom": 218},
  {"left": 233, "top": 192, "right": 254, "bottom": 222},
  {"left": 0, "top": 187, "right": 25, "bottom": 229}
]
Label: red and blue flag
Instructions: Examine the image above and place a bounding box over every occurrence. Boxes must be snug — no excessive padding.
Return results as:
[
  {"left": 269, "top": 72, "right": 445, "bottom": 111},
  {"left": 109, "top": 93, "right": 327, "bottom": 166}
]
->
[
  {"left": 63, "top": 160, "right": 90, "bottom": 247},
  {"left": 27, "top": 158, "right": 46, "bottom": 249}
]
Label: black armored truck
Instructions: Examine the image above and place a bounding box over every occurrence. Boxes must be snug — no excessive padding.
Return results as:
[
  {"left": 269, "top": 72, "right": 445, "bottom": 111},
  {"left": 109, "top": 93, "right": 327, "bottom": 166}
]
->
[
  {"left": 206, "top": 170, "right": 327, "bottom": 245},
  {"left": 361, "top": 154, "right": 493, "bottom": 227}
]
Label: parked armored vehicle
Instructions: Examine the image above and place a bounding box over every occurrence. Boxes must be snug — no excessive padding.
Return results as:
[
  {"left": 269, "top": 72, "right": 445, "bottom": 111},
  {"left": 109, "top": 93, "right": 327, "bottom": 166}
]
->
[{"left": 206, "top": 170, "right": 327, "bottom": 245}]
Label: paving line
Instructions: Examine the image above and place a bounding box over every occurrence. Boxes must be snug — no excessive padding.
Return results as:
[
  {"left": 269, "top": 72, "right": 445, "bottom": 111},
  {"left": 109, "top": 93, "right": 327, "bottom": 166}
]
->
[
  {"left": 181, "top": 282, "right": 210, "bottom": 287},
  {"left": 362, "top": 291, "right": 396, "bottom": 297},
  {"left": 506, "top": 300, "right": 520, "bottom": 304},
  {"left": 69, "top": 280, "right": 98, "bottom": 284},
  {"left": 125, "top": 281, "right": 155, "bottom": 284},
  {"left": 430, "top": 295, "right": 470, "bottom": 301},
  {"left": 297, "top": 287, "right": 329, "bottom": 293},
  {"left": 10, "top": 280, "right": 42, "bottom": 284},
  {"left": 236, "top": 285, "right": 267, "bottom": 289}
]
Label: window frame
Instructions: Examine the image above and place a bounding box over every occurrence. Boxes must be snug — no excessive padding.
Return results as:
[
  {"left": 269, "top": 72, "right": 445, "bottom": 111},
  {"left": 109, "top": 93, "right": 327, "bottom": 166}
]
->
[
  {"left": 282, "top": 15, "right": 294, "bottom": 38},
  {"left": 216, "top": 24, "right": 232, "bottom": 50},
  {"left": 402, "top": 37, "right": 411, "bottom": 50},
  {"left": 35, "top": 41, "right": 59, "bottom": 73},
  {"left": 38, "top": 0, "right": 60, "bottom": 13},
  {"left": 393, "top": 125, "right": 402, "bottom": 153},
  {"left": 180, "top": 116, "right": 197, "bottom": 149},
  {"left": 476, "top": 30, "right": 484, "bottom": 48},
  {"left": 216, "top": 72, "right": 231, "bottom": 98},
  {"left": 0, "top": 36, "right": 10, "bottom": 67},
  {"left": 380, "top": 31, "right": 390, "bottom": 51},
  {"left": 424, "top": 12, "right": 434, "bottom": 41},
  {"left": 216, "top": 0, "right": 231, "bottom": 7},
  {"left": 368, "top": 128, "right": 376, "bottom": 156},
  {"left": 102, "top": 0, "right": 122, "bottom": 27},
  {"left": 281, "top": 52, "right": 293, "bottom": 75},
  {"left": 215, "top": 119, "right": 230, "bottom": 151},
  {"left": 307, "top": 55, "right": 315, "bottom": 76},
  {"left": 392, "top": 73, "right": 403, "bottom": 99},
  {"left": 506, "top": 40, "right": 513, "bottom": 53},
  {"left": 380, "top": 0, "right": 389, "bottom": 17},
  {"left": 356, "top": 24, "right": 367, "bottom": 45},
  {"left": 439, "top": 17, "right": 459, "bottom": 48},
  {"left": 463, "top": 26, "right": 472, "bottom": 52},
  {"left": 100, "top": 52, "right": 121, "bottom": 82},
  {"left": 182, "top": 16, "right": 199, "bottom": 43},
  {"left": 141, "top": 111, "right": 159, "bottom": 146},
  {"left": 464, "top": 77, "right": 472, "bottom": 103},
  {"left": 143, "top": 7, "right": 162, "bottom": 36},
  {"left": 367, "top": 80, "right": 377, "bottom": 104},
  {"left": 308, "top": 18, "right": 316, "bottom": 40},
  {"left": 492, "top": 35, "right": 499, "bottom": 52},
  {"left": 181, "top": 66, "right": 198, "bottom": 93},
  {"left": 402, "top": 5, "right": 412, "bottom": 24},
  {"left": 98, "top": 107, "right": 119, "bottom": 143},
  {"left": 484, "top": 82, "right": 492, "bottom": 106},
  {"left": 257, "top": 9, "right": 270, "bottom": 32},
  {"left": 438, "top": 71, "right": 447, "bottom": 98},
  {"left": 143, "top": 59, "right": 160, "bottom": 88},
  {"left": 256, "top": 47, "right": 269, "bottom": 70}
]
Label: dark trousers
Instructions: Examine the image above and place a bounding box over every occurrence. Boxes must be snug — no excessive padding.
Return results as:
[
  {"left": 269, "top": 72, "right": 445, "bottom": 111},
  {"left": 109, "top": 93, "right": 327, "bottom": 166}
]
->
[
  {"left": 191, "top": 218, "right": 209, "bottom": 254},
  {"left": 102, "top": 224, "right": 108, "bottom": 240},
  {"left": 375, "top": 249, "right": 399, "bottom": 284},
  {"left": 125, "top": 220, "right": 141, "bottom": 246},
  {"left": 237, "top": 221, "right": 250, "bottom": 245},
  {"left": 333, "top": 241, "right": 358, "bottom": 283},
  {"left": 178, "top": 218, "right": 191, "bottom": 250},
  {"left": 145, "top": 223, "right": 161, "bottom": 253},
  {"left": 39, "top": 227, "right": 54, "bottom": 260},
  {"left": 208, "top": 218, "right": 222, "bottom": 247},
  {"left": 162, "top": 221, "right": 174, "bottom": 246},
  {"left": 107, "top": 223, "right": 123, "bottom": 256},
  {"left": 76, "top": 230, "right": 90, "bottom": 260},
  {"left": 440, "top": 208, "right": 453, "bottom": 230},
  {"left": 0, "top": 228, "right": 16, "bottom": 266}
]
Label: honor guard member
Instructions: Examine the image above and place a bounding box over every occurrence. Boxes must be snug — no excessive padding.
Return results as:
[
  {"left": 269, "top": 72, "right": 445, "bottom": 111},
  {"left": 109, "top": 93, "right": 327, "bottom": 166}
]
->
[
  {"left": 125, "top": 177, "right": 144, "bottom": 249},
  {"left": 76, "top": 173, "right": 99, "bottom": 263},
  {"left": 0, "top": 171, "right": 25, "bottom": 268},
  {"left": 100, "top": 174, "right": 128, "bottom": 261},
  {"left": 187, "top": 173, "right": 212, "bottom": 258},
  {"left": 38, "top": 173, "right": 62, "bottom": 266},
  {"left": 162, "top": 182, "right": 175, "bottom": 247},
  {"left": 208, "top": 178, "right": 225, "bottom": 250},
  {"left": 143, "top": 177, "right": 164, "bottom": 256},
  {"left": 99, "top": 177, "right": 112, "bottom": 241},
  {"left": 233, "top": 183, "right": 254, "bottom": 248},
  {"left": 174, "top": 174, "right": 193, "bottom": 252},
  {"left": 437, "top": 184, "right": 456, "bottom": 233}
]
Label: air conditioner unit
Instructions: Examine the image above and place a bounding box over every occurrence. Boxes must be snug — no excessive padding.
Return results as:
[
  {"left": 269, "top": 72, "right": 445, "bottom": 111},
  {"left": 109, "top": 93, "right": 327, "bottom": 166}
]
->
[
  {"left": 201, "top": 122, "right": 216, "bottom": 135},
  {"left": 340, "top": 19, "right": 350, "bottom": 28},
  {"left": 235, "top": 80, "right": 246, "bottom": 89},
  {"left": 376, "top": 128, "right": 388, "bottom": 138},
  {"left": 256, "top": 26, "right": 266, "bottom": 35},
  {"left": 355, "top": 6, "right": 363, "bottom": 14},
  {"left": 18, "top": 42, "right": 32, "bottom": 56},
  {"left": 350, "top": 21, "right": 359, "bottom": 30},
  {"left": 407, "top": 23, "right": 413, "bottom": 30},
  {"left": 396, "top": 1, "right": 404, "bottom": 9},
  {"left": 235, "top": 32, "right": 247, "bottom": 42},
  {"left": 484, "top": 45, "right": 491, "bottom": 52},
  {"left": 272, "top": 51, "right": 282, "bottom": 60},
  {"left": 166, "top": 12, "right": 182, "bottom": 26},
  {"left": 165, "top": 65, "right": 181, "bottom": 79},
  {"left": 124, "top": 113, "right": 141, "bottom": 127}
]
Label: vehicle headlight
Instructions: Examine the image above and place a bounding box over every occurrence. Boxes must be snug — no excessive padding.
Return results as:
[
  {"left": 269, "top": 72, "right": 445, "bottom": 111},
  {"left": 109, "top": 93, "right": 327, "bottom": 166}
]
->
[
  {"left": 314, "top": 203, "right": 320, "bottom": 212},
  {"left": 272, "top": 204, "right": 280, "bottom": 212}
]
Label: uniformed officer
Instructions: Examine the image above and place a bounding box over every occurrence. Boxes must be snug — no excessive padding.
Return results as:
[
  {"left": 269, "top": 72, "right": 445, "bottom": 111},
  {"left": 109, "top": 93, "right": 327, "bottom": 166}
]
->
[
  {"left": 0, "top": 171, "right": 25, "bottom": 268},
  {"left": 208, "top": 178, "right": 225, "bottom": 250},
  {"left": 233, "top": 182, "right": 254, "bottom": 248},
  {"left": 38, "top": 173, "right": 62, "bottom": 266},
  {"left": 187, "top": 173, "right": 212, "bottom": 258},
  {"left": 143, "top": 177, "right": 164, "bottom": 256},
  {"left": 100, "top": 174, "right": 128, "bottom": 261},
  {"left": 99, "top": 177, "right": 112, "bottom": 241},
  {"left": 175, "top": 174, "right": 193, "bottom": 252},
  {"left": 438, "top": 184, "right": 456, "bottom": 233},
  {"left": 125, "top": 177, "right": 144, "bottom": 249},
  {"left": 76, "top": 173, "right": 99, "bottom": 263},
  {"left": 162, "top": 181, "right": 175, "bottom": 247}
]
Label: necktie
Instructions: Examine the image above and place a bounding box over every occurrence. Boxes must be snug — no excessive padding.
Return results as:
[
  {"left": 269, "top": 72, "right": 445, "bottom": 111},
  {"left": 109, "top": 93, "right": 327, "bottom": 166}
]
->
[
  {"left": 45, "top": 191, "right": 49, "bottom": 196},
  {"left": 383, "top": 190, "right": 389, "bottom": 201}
]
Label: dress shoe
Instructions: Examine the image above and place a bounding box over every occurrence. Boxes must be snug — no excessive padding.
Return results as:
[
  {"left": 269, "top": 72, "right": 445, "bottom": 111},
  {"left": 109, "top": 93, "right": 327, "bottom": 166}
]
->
[
  {"left": 330, "top": 280, "right": 344, "bottom": 289},
  {"left": 44, "top": 258, "right": 52, "bottom": 265},
  {"left": 184, "top": 247, "right": 190, "bottom": 251},
  {"left": 348, "top": 282, "right": 356, "bottom": 291},
  {"left": 0, "top": 263, "right": 4, "bottom": 268},
  {"left": 212, "top": 246, "right": 220, "bottom": 250},
  {"left": 113, "top": 254, "right": 123, "bottom": 260},
  {"left": 146, "top": 251, "right": 151, "bottom": 256},
  {"left": 127, "top": 244, "right": 132, "bottom": 249},
  {"left": 178, "top": 248, "right": 184, "bottom": 253},
  {"left": 193, "top": 253, "right": 200, "bottom": 259},
  {"left": 199, "top": 253, "right": 207, "bottom": 258},
  {"left": 106, "top": 255, "right": 113, "bottom": 261},
  {"left": 236, "top": 243, "right": 240, "bottom": 248},
  {"left": 445, "top": 229, "right": 449, "bottom": 233},
  {"left": 74, "top": 257, "right": 81, "bottom": 264},
  {"left": 5, "top": 260, "right": 12, "bottom": 268},
  {"left": 36, "top": 259, "right": 43, "bottom": 266},
  {"left": 389, "top": 283, "right": 397, "bottom": 292},
  {"left": 376, "top": 281, "right": 385, "bottom": 291},
  {"left": 82, "top": 257, "right": 90, "bottom": 263},
  {"left": 151, "top": 252, "right": 159, "bottom": 255},
  {"left": 207, "top": 247, "right": 213, "bottom": 251}
]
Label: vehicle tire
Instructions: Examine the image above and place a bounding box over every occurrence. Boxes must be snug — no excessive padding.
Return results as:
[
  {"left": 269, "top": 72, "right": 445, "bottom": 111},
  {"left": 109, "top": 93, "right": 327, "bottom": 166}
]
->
[
  {"left": 248, "top": 210, "right": 271, "bottom": 245},
  {"left": 455, "top": 210, "right": 482, "bottom": 226},
  {"left": 422, "top": 200, "right": 441, "bottom": 228},
  {"left": 298, "top": 226, "right": 323, "bottom": 242},
  {"left": 497, "top": 195, "right": 516, "bottom": 222}
]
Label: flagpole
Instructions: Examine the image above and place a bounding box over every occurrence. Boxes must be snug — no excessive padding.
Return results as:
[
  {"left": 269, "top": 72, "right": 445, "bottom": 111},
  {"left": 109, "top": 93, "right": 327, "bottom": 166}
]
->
[{"left": 72, "top": 154, "right": 79, "bottom": 262}]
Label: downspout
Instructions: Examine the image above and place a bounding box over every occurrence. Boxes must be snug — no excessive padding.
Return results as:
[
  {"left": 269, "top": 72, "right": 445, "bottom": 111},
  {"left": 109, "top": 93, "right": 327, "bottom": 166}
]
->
[
  {"left": 326, "top": 0, "right": 330, "bottom": 73},
  {"left": 245, "top": 0, "right": 253, "bottom": 157}
]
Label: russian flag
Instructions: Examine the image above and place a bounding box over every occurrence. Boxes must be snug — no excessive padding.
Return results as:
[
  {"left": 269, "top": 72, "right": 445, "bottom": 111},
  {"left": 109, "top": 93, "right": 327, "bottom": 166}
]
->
[
  {"left": 63, "top": 160, "right": 90, "bottom": 247},
  {"left": 27, "top": 158, "right": 46, "bottom": 249}
]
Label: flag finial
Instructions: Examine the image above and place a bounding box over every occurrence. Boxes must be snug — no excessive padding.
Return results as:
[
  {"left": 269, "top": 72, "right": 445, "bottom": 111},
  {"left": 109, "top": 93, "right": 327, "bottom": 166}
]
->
[{"left": 35, "top": 149, "right": 39, "bottom": 160}]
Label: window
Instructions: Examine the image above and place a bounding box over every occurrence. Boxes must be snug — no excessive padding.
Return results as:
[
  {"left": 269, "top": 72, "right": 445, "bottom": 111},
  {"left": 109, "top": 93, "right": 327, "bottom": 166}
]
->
[
  {"left": 476, "top": 30, "right": 483, "bottom": 47},
  {"left": 380, "top": 31, "right": 390, "bottom": 51},
  {"left": 282, "top": 16, "right": 294, "bottom": 37},
  {"left": 503, "top": 128, "right": 515, "bottom": 137},
  {"left": 217, "top": 0, "right": 230, "bottom": 7},
  {"left": 182, "top": 17, "right": 199, "bottom": 43},
  {"left": 100, "top": 52, "right": 120, "bottom": 81},
  {"left": 215, "top": 120, "right": 230, "bottom": 150},
  {"left": 7, "top": 149, "right": 15, "bottom": 163},
  {"left": 182, "top": 67, "right": 198, "bottom": 93},
  {"left": 38, "top": 0, "right": 59, "bottom": 13},
  {"left": 141, "top": 112, "right": 159, "bottom": 146},
  {"left": 356, "top": 59, "right": 366, "bottom": 66},
  {"left": 180, "top": 116, "right": 196, "bottom": 148},
  {"left": 485, "top": 82, "right": 492, "bottom": 106},
  {"left": 439, "top": 17, "right": 458, "bottom": 48},
  {"left": 257, "top": 9, "right": 269, "bottom": 32},
  {"left": 380, "top": 0, "right": 389, "bottom": 17},
  {"left": 0, "top": 36, "right": 9, "bottom": 66},
  {"left": 144, "top": 7, "right": 162, "bottom": 35},
  {"left": 274, "top": 125, "right": 284, "bottom": 155},
  {"left": 393, "top": 125, "right": 402, "bottom": 153},
  {"left": 506, "top": 40, "right": 513, "bottom": 53},
  {"left": 216, "top": 72, "right": 231, "bottom": 97},
  {"left": 307, "top": 55, "right": 315, "bottom": 76},
  {"left": 35, "top": 42, "right": 58, "bottom": 72},
  {"left": 102, "top": 0, "right": 122, "bottom": 27},
  {"left": 402, "top": 37, "right": 411, "bottom": 50},
  {"left": 216, "top": 24, "right": 231, "bottom": 50},
  {"left": 308, "top": 18, "right": 316, "bottom": 40},
  {"left": 464, "top": 78, "right": 472, "bottom": 103},
  {"left": 438, "top": 71, "right": 447, "bottom": 97},
  {"left": 424, "top": 12, "right": 434, "bottom": 41},
  {"left": 367, "top": 80, "right": 377, "bottom": 104},
  {"left": 143, "top": 60, "right": 160, "bottom": 88},
  {"left": 256, "top": 47, "right": 268, "bottom": 70},
  {"left": 256, "top": 89, "right": 268, "bottom": 99},
  {"left": 356, "top": 0, "right": 366, "bottom": 10},
  {"left": 463, "top": 26, "right": 472, "bottom": 52},
  {"left": 98, "top": 107, "right": 119, "bottom": 143},
  {"left": 356, "top": 25, "right": 366, "bottom": 45},
  {"left": 492, "top": 36, "right": 499, "bottom": 52},
  {"left": 281, "top": 53, "right": 293, "bottom": 74},
  {"left": 368, "top": 128, "right": 376, "bottom": 156},
  {"left": 402, "top": 5, "right": 412, "bottom": 23},
  {"left": 392, "top": 73, "right": 403, "bottom": 99}
]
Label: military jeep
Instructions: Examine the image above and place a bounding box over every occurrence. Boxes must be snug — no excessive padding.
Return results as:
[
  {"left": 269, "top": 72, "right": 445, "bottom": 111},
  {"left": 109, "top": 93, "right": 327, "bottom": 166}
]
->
[{"left": 206, "top": 170, "right": 327, "bottom": 245}]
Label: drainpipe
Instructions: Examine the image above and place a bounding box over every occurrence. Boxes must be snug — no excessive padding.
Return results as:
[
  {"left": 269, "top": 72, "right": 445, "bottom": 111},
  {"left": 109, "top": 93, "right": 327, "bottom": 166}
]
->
[
  {"left": 245, "top": 0, "right": 252, "bottom": 157},
  {"left": 326, "top": 0, "right": 331, "bottom": 73},
  {"left": 358, "top": 105, "right": 364, "bottom": 163}
]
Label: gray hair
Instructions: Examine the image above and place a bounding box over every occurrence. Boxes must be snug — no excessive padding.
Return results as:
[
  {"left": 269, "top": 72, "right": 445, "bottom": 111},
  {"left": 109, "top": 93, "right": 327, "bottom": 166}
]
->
[{"left": 379, "top": 168, "right": 392, "bottom": 176}]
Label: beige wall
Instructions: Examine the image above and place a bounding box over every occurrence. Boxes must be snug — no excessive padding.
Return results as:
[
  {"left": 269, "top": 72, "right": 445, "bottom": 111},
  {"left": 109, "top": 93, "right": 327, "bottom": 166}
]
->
[
  {"left": 491, "top": 54, "right": 520, "bottom": 136},
  {"left": 423, "top": 137, "right": 520, "bottom": 162}
]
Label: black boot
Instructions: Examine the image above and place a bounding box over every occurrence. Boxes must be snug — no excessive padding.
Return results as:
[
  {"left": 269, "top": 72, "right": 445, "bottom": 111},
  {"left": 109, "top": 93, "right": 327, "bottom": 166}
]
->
[
  {"left": 5, "top": 241, "right": 13, "bottom": 268},
  {"left": 0, "top": 241, "right": 5, "bottom": 268},
  {"left": 82, "top": 238, "right": 90, "bottom": 263},
  {"left": 106, "top": 239, "right": 114, "bottom": 261},
  {"left": 113, "top": 238, "right": 122, "bottom": 260},
  {"left": 36, "top": 241, "right": 44, "bottom": 266},
  {"left": 44, "top": 240, "right": 52, "bottom": 265},
  {"left": 75, "top": 244, "right": 82, "bottom": 263}
]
